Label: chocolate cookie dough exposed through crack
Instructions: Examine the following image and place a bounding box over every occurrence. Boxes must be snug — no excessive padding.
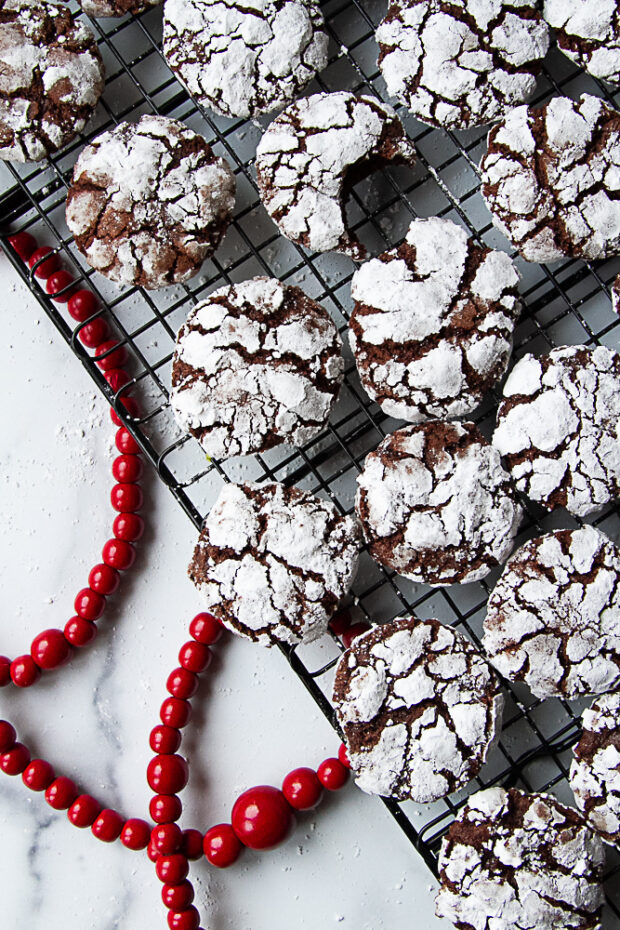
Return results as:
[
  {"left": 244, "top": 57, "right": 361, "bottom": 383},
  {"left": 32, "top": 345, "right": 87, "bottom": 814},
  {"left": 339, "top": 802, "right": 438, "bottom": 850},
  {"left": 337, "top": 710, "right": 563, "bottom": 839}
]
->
[
  {"left": 0, "top": 0, "right": 104, "bottom": 163},
  {"left": 188, "top": 481, "right": 362, "bottom": 647},
  {"left": 483, "top": 526, "right": 620, "bottom": 700},
  {"left": 376, "top": 0, "right": 550, "bottom": 131},
  {"left": 570, "top": 692, "right": 620, "bottom": 846},
  {"left": 81, "top": 0, "right": 160, "bottom": 16},
  {"left": 543, "top": 0, "right": 620, "bottom": 86},
  {"left": 169, "top": 277, "right": 344, "bottom": 460},
  {"left": 349, "top": 217, "right": 521, "bottom": 422},
  {"left": 65, "top": 114, "right": 235, "bottom": 290},
  {"left": 162, "top": 0, "right": 328, "bottom": 120},
  {"left": 255, "top": 92, "right": 416, "bottom": 260},
  {"left": 435, "top": 786, "right": 605, "bottom": 930},
  {"left": 332, "top": 617, "right": 504, "bottom": 802}
]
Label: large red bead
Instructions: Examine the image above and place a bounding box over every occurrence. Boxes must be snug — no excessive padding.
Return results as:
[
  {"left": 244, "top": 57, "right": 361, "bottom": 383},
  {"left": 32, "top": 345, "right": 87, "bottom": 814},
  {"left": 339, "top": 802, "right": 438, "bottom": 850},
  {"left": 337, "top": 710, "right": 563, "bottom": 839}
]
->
[
  {"left": 64, "top": 616, "right": 97, "bottom": 647},
  {"left": 155, "top": 853, "right": 189, "bottom": 884},
  {"left": 231, "top": 786, "right": 294, "bottom": 850},
  {"left": 78, "top": 318, "right": 109, "bottom": 348},
  {"left": 111, "top": 483, "right": 143, "bottom": 513},
  {"left": 102, "top": 537, "right": 136, "bottom": 570},
  {"left": 147, "top": 839, "right": 161, "bottom": 862},
  {"left": 92, "top": 809, "right": 124, "bottom": 842},
  {"left": 28, "top": 246, "right": 59, "bottom": 278},
  {"left": 150, "top": 794, "right": 182, "bottom": 824},
  {"left": 162, "top": 881, "right": 194, "bottom": 911},
  {"left": 46, "top": 269, "right": 75, "bottom": 301},
  {"left": 74, "top": 588, "right": 105, "bottom": 621},
  {"left": 68, "top": 794, "right": 102, "bottom": 827},
  {"left": 151, "top": 823, "right": 183, "bottom": 855},
  {"left": 329, "top": 609, "right": 352, "bottom": 636},
  {"left": 8, "top": 231, "right": 36, "bottom": 261},
  {"left": 0, "top": 742, "right": 31, "bottom": 775},
  {"left": 112, "top": 454, "right": 143, "bottom": 484},
  {"left": 121, "top": 818, "right": 151, "bottom": 851},
  {"left": 105, "top": 368, "right": 130, "bottom": 393},
  {"left": 338, "top": 743, "right": 351, "bottom": 769},
  {"left": 178, "top": 641, "right": 211, "bottom": 674},
  {"left": 189, "top": 613, "right": 222, "bottom": 645},
  {"left": 147, "top": 755, "right": 189, "bottom": 795},
  {"left": 167, "top": 668, "right": 198, "bottom": 700},
  {"left": 181, "top": 829, "right": 203, "bottom": 861},
  {"left": 115, "top": 427, "right": 140, "bottom": 455},
  {"left": 30, "top": 628, "right": 71, "bottom": 669},
  {"left": 45, "top": 776, "right": 78, "bottom": 810},
  {"left": 167, "top": 907, "right": 200, "bottom": 930},
  {"left": 112, "top": 513, "right": 143, "bottom": 542},
  {"left": 342, "top": 623, "right": 371, "bottom": 648},
  {"left": 0, "top": 657, "right": 10, "bottom": 687},
  {"left": 22, "top": 759, "right": 55, "bottom": 791},
  {"left": 150, "top": 725, "right": 182, "bottom": 755},
  {"left": 160, "top": 697, "right": 191, "bottom": 729},
  {"left": 317, "top": 758, "right": 349, "bottom": 791},
  {"left": 110, "top": 397, "right": 140, "bottom": 427},
  {"left": 0, "top": 720, "right": 16, "bottom": 752},
  {"left": 10, "top": 654, "right": 41, "bottom": 687},
  {"left": 203, "top": 824, "right": 241, "bottom": 868},
  {"left": 95, "top": 340, "right": 127, "bottom": 371},
  {"left": 281, "top": 768, "right": 322, "bottom": 811},
  {"left": 67, "top": 289, "right": 98, "bottom": 322},
  {"left": 88, "top": 563, "right": 120, "bottom": 595}
]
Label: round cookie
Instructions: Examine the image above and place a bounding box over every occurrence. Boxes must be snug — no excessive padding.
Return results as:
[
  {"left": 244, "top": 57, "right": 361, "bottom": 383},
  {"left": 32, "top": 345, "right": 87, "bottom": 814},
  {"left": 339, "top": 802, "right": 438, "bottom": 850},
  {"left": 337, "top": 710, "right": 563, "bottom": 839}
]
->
[
  {"left": 188, "top": 481, "right": 362, "bottom": 647},
  {"left": 493, "top": 345, "right": 620, "bottom": 517},
  {"left": 81, "top": 0, "right": 160, "bottom": 16},
  {"left": 613, "top": 273, "right": 620, "bottom": 315},
  {"left": 481, "top": 94, "right": 620, "bottom": 263},
  {"left": 255, "top": 92, "right": 416, "bottom": 260},
  {"left": 543, "top": 0, "right": 620, "bottom": 86},
  {"left": 570, "top": 692, "right": 620, "bottom": 845},
  {"left": 349, "top": 217, "right": 521, "bottom": 422},
  {"left": 66, "top": 114, "right": 235, "bottom": 290},
  {"left": 355, "top": 421, "right": 523, "bottom": 586},
  {"left": 435, "top": 786, "right": 605, "bottom": 930},
  {"left": 170, "top": 277, "right": 344, "bottom": 459},
  {"left": 162, "top": 0, "right": 328, "bottom": 120},
  {"left": 0, "top": 0, "right": 104, "bottom": 163},
  {"left": 483, "top": 527, "right": 620, "bottom": 700},
  {"left": 376, "top": 0, "right": 550, "bottom": 131},
  {"left": 332, "top": 617, "right": 504, "bottom": 802}
]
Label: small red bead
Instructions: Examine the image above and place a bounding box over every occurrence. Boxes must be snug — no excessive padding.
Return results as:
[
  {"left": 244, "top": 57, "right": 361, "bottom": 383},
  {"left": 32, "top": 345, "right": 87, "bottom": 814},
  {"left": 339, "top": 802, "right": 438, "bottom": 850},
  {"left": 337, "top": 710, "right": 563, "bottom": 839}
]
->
[
  {"left": 156, "top": 854, "right": 189, "bottom": 885},
  {"left": 147, "top": 839, "right": 161, "bottom": 862},
  {"left": 181, "top": 829, "right": 203, "bottom": 861},
  {"left": 95, "top": 340, "right": 127, "bottom": 372},
  {"left": 111, "top": 483, "right": 143, "bottom": 513},
  {"left": 338, "top": 743, "right": 351, "bottom": 769},
  {"left": 112, "top": 454, "right": 143, "bottom": 484},
  {"left": 160, "top": 698, "right": 191, "bottom": 729},
  {"left": 105, "top": 368, "right": 130, "bottom": 392},
  {"left": 46, "top": 269, "right": 75, "bottom": 301},
  {"left": 189, "top": 613, "right": 222, "bottom": 645},
  {"left": 45, "top": 776, "right": 78, "bottom": 810},
  {"left": 178, "top": 641, "right": 211, "bottom": 674},
  {"left": 78, "top": 318, "right": 109, "bottom": 349},
  {"left": 10, "top": 654, "right": 41, "bottom": 687},
  {"left": 29, "top": 246, "right": 59, "bottom": 279},
  {"left": 231, "top": 786, "right": 294, "bottom": 851},
  {"left": 8, "top": 231, "right": 36, "bottom": 261},
  {"left": 203, "top": 824, "right": 242, "bottom": 868},
  {"left": 167, "top": 668, "right": 199, "bottom": 700},
  {"left": 121, "top": 818, "right": 151, "bottom": 851},
  {"left": 22, "top": 759, "right": 55, "bottom": 791},
  {"left": 150, "top": 794, "right": 182, "bottom": 824},
  {"left": 167, "top": 907, "right": 200, "bottom": 930},
  {"left": 88, "top": 563, "right": 120, "bottom": 595},
  {"left": 68, "top": 794, "right": 102, "bottom": 828},
  {"left": 282, "top": 768, "right": 323, "bottom": 811},
  {"left": 342, "top": 623, "right": 371, "bottom": 649},
  {"left": 0, "top": 657, "right": 10, "bottom": 687},
  {"left": 92, "top": 808, "right": 124, "bottom": 842},
  {"left": 110, "top": 396, "right": 140, "bottom": 427},
  {"left": 151, "top": 823, "right": 183, "bottom": 855},
  {"left": 317, "top": 758, "right": 349, "bottom": 791},
  {"left": 329, "top": 609, "right": 352, "bottom": 636},
  {"left": 0, "top": 742, "right": 31, "bottom": 775},
  {"left": 74, "top": 587, "right": 106, "bottom": 621},
  {"left": 112, "top": 513, "right": 144, "bottom": 543},
  {"left": 115, "top": 427, "right": 140, "bottom": 455},
  {"left": 150, "top": 725, "right": 182, "bottom": 755},
  {"left": 102, "top": 537, "right": 136, "bottom": 571},
  {"left": 64, "top": 616, "right": 97, "bottom": 647},
  {"left": 162, "top": 881, "right": 194, "bottom": 911},
  {"left": 30, "top": 628, "right": 71, "bottom": 670},
  {"left": 67, "top": 289, "right": 98, "bottom": 322},
  {"left": 0, "top": 721, "right": 16, "bottom": 752},
  {"left": 147, "top": 755, "right": 189, "bottom": 795}
]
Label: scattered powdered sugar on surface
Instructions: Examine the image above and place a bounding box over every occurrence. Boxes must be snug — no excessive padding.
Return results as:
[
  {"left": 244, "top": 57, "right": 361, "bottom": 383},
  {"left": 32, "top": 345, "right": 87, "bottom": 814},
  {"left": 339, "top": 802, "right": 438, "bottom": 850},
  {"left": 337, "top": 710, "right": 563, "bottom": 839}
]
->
[
  {"left": 163, "top": 0, "right": 328, "bottom": 119},
  {"left": 570, "top": 691, "right": 620, "bottom": 845},
  {"left": 332, "top": 617, "right": 504, "bottom": 802},
  {"left": 349, "top": 217, "right": 521, "bottom": 422},
  {"left": 483, "top": 526, "right": 620, "bottom": 699},
  {"left": 435, "top": 786, "right": 605, "bottom": 930},
  {"left": 82, "top": 0, "right": 161, "bottom": 16},
  {"left": 170, "top": 276, "right": 344, "bottom": 459},
  {"left": 544, "top": 0, "right": 620, "bottom": 85},
  {"left": 493, "top": 344, "right": 620, "bottom": 516},
  {"left": 188, "top": 481, "right": 362, "bottom": 647}
]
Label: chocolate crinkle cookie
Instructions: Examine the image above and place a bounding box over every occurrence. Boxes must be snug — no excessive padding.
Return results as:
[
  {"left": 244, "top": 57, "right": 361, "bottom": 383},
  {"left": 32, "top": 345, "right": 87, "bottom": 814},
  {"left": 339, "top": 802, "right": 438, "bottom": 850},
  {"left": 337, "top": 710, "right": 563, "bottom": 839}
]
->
[
  {"left": 481, "top": 93, "right": 620, "bottom": 263},
  {"left": 81, "top": 0, "right": 161, "bottom": 16},
  {"left": 376, "top": 0, "right": 550, "bottom": 131},
  {"left": 332, "top": 617, "right": 504, "bottom": 803},
  {"left": 435, "top": 786, "right": 605, "bottom": 930},
  {"left": 65, "top": 114, "right": 235, "bottom": 290},
  {"left": 544, "top": 0, "right": 620, "bottom": 86},
  {"left": 613, "top": 273, "right": 620, "bottom": 315},
  {"left": 255, "top": 92, "right": 416, "bottom": 260},
  {"left": 571, "top": 692, "right": 620, "bottom": 845},
  {"left": 349, "top": 217, "right": 521, "bottom": 422},
  {"left": 162, "top": 0, "right": 328, "bottom": 120},
  {"left": 493, "top": 345, "right": 620, "bottom": 517},
  {"left": 356, "top": 421, "right": 523, "bottom": 586},
  {"left": 483, "top": 527, "right": 620, "bottom": 700},
  {"left": 0, "top": 0, "right": 104, "bottom": 163},
  {"left": 170, "top": 277, "right": 344, "bottom": 460},
  {"left": 188, "top": 481, "right": 362, "bottom": 647}
]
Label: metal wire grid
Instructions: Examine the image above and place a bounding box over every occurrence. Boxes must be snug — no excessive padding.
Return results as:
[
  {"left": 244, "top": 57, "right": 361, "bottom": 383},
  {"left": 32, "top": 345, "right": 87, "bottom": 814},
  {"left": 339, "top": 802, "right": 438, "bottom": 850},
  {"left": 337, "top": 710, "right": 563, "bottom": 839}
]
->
[{"left": 1, "top": 0, "right": 620, "bottom": 920}]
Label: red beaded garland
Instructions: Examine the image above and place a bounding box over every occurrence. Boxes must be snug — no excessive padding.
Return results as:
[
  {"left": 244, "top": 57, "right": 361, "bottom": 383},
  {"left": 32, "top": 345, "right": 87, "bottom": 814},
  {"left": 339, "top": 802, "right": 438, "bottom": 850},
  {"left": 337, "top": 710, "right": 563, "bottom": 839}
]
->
[
  {"left": 282, "top": 768, "right": 323, "bottom": 811},
  {"left": 167, "top": 907, "right": 200, "bottom": 930},
  {"left": 112, "top": 513, "right": 144, "bottom": 543},
  {"left": 329, "top": 609, "right": 352, "bottom": 636},
  {"left": 102, "top": 537, "right": 136, "bottom": 570},
  {"left": 10, "top": 654, "right": 41, "bottom": 687},
  {"left": 189, "top": 613, "right": 222, "bottom": 645},
  {"left": 22, "top": 759, "right": 55, "bottom": 792},
  {"left": 78, "top": 318, "right": 110, "bottom": 349},
  {"left": 203, "top": 824, "right": 242, "bottom": 868},
  {"left": 178, "top": 641, "right": 211, "bottom": 674},
  {"left": 115, "top": 427, "right": 140, "bottom": 455},
  {"left": 46, "top": 269, "right": 75, "bottom": 301},
  {"left": 155, "top": 853, "right": 189, "bottom": 884},
  {"left": 0, "top": 721, "right": 15, "bottom": 752},
  {"left": 105, "top": 368, "right": 131, "bottom": 392},
  {"left": 341, "top": 623, "right": 371, "bottom": 649},
  {"left": 160, "top": 698, "right": 191, "bottom": 729},
  {"left": 74, "top": 588, "right": 106, "bottom": 621},
  {"left": 0, "top": 657, "right": 10, "bottom": 687},
  {"left": 167, "top": 668, "right": 199, "bottom": 700},
  {"left": 121, "top": 818, "right": 151, "bottom": 851},
  {"left": 28, "top": 246, "right": 59, "bottom": 278},
  {"left": 150, "top": 794, "right": 182, "bottom": 825},
  {"left": 150, "top": 725, "right": 182, "bottom": 756},
  {"left": 147, "top": 755, "right": 189, "bottom": 796},
  {"left": 231, "top": 786, "right": 294, "bottom": 851},
  {"left": 92, "top": 808, "right": 124, "bottom": 842},
  {"left": 67, "top": 289, "right": 98, "bottom": 322},
  {"left": 88, "top": 562, "right": 120, "bottom": 596},
  {"left": 68, "top": 794, "right": 102, "bottom": 828},
  {"left": 110, "top": 396, "right": 140, "bottom": 427},
  {"left": 112, "top": 454, "right": 143, "bottom": 484},
  {"left": 151, "top": 823, "right": 183, "bottom": 855},
  {"left": 95, "top": 340, "right": 127, "bottom": 371},
  {"left": 45, "top": 776, "right": 78, "bottom": 810},
  {"left": 31, "top": 629, "right": 71, "bottom": 669},
  {"left": 111, "top": 483, "right": 144, "bottom": 513},
  {"left": 162, "top": 881, "right": 194, "bottom": 911},
  {"left": 317, "top": 758, "right": 349, "bottom": 791},
  {"left": 8, "top": 231, "right": 36, "bottom": 261},
  {"left": 181, "top": 829, "right": 203, "bottom": 861},
  {"left": 64, "top": 616, "right": 97, "bottom": 647},
  {"left": 0, "top": 742, "right": 31, "bottom": 775}
]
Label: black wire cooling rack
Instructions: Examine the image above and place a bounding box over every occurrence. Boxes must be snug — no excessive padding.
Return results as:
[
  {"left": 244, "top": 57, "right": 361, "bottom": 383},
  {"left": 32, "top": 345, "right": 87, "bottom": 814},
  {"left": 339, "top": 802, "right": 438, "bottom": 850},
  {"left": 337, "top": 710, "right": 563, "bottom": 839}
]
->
[{"left": 2, "top": 0, "right": 620, "bottom": 922}]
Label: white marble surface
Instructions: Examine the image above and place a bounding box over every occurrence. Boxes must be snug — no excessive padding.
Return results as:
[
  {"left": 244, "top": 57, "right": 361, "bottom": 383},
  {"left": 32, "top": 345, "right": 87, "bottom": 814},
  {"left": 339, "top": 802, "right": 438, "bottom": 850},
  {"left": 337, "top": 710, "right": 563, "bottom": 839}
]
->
[{"left": 0, "top": 253, "right": 448, "bottom": 930}]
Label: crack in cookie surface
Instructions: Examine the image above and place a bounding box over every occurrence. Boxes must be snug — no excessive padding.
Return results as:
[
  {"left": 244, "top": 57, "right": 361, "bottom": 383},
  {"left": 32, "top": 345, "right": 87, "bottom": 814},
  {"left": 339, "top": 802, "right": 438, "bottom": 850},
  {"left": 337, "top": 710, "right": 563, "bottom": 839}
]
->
[
  {"left": 544, "top": 0, "right": 620, "bottom": 86},
  {"left": 570, "top": 692, "right": 620, "bottom": 845},
  {"left": 81, "top": 0, "right": 160, "bottom": 15}
]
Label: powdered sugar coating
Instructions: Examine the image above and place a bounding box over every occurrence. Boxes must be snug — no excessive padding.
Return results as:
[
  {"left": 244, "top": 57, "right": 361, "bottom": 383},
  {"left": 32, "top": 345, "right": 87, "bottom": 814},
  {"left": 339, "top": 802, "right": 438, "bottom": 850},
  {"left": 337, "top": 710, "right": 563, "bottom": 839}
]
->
[
  {"left": 483, "top": 527, "right": 620, "bottom": 700},
  {"left": 332, "top": 617, "right": 504, "bottom": 802},
  {"left": 435, "top": 786, "right": 605, "bottom": 930},
  {"left": 0, "top": 0, "right": 104, "bottom": 163},
  {"left": 356, "top": 421, "right": 523, "bottom": 586},
  {"left": 481, "top": 94, "right": 620, "bottom": 263},
  {"left": 162, "top": 0, "right": 328, "bottom": 120},
  {"left": 81, "top": 0, "right": 160, "bottom": 16},
  {"left": 349, "top": 217, "right": 521, "bottom": 422},
  {"left": 66, "top": 115, "right": 235, "bottom": 290},
  {"left": 570, "top": 692, "right": 620, "bottom": 845},
  {"left": 493, "top": 345, "right": 620, "bottom": 517},
  {"left": 188, "top": 481, "right": 362, "bottom": 647},
  {"left": 170, "top": 277, "right": 344, "bottom": 460},
  {"left": 544, "top": 0, "right": 620, "bottom": 85},
  {"left": 377, "top": 0, "right": 550, "bottom": 131},
  {"left": 613, "top": 273, "right": 620, "bottom": 315},
  {"left": 255, "top": 92, "right": 416, "bottom": 260}
]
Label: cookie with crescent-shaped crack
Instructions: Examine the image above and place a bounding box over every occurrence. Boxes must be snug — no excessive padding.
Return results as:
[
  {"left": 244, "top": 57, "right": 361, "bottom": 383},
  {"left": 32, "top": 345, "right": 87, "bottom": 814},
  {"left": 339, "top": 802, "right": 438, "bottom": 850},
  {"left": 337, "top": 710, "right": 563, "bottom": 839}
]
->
[{"left": 543, "top": 0, "right": 620, "bottom": 86}]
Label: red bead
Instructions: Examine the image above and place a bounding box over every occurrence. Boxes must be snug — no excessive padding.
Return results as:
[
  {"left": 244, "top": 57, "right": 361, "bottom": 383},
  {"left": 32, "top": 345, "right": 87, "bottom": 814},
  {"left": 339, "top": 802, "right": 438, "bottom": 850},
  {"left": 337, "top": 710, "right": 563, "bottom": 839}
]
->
[
  {"left": 178, "top": 641, "right": 211, "bottom": 674},
  {"left": 68, "top": 794, "right": 102, "bottom": 828},
  {"left": 110, "top": 396, "right": 140, "bottom": 427},
  {"left": 329, "top": 609, "right": 352, "bottom": 636},
  {"left": 112, "top": 454, "right": 143, "bottom": 484},
  {"left": 74, "top": 587, "right": 105, "bottom": 621},
  {"left": 317, "top": 758, "right": 349, "bottom": 791},
  {"left": 150, "top": 794, "right": 182, "bottom": 824},
  {"left": 0, "top": 721, "right": 16, "bottom": 752},
  {"left": 10, "top": 654, "right": 41, "bottom": 687},
  {"left": 95, "top": 340, "right": 127, "bottom": 372},
  {"left": 92, "top": 809, "right": 124, "bottom": 842},
  {"left": 67, "top": 289, "right": 98, "bottom": 322},
  {"left": 22, "top": 759, "right": 55, "bottom": 791},
  {"left": 105, "top": 368, "right": 130, "bottom": 392},
  {"left": 102, "top": 537, "right": 136, "bottom": 571},
  {"left": 28, "top": 246, "right": 59, "bottom": 279},
  {"left": 162, "top": 881, "right": 194, "bottom": 911},
  {"left": 0, "top": 657, "right": 10, "bottom": 687},
  {"left": 45, "top": 776, "right": 78, "bottom": 810},
  {"left": 46, "top": 269, "right": 75, "bottom": 301},
  {"left": 189, "top": 613, "right": 222, "bottom": 645},
  {"left": 203, "top": 824, "right": 242, "bottom": 868},
  {"left": 8, "top": 231, "right": 36, "bottom": 261},
  {"left": 150, "top": 725, "right": 181, "bottom": 755},
  {"left": 156, "top": 854, "right": 189, "bottom": 884},
  {"left": 147, "top": 755, "right": 189, "bottom": 795},
  {"left": 0, "top": 742, "right": 31, "bottom": 775},
  {"left": 115, "top": 427, "right": 140, "bottom": 455},
  {"left": 160, "top": 698, "right": 191, "bottom": 729},
  {"left": 147, "top": 839, "right": 161, "bottom": 862},
  {"left": 30, "top": 628, "right": 71, "bottom": 669},
  {"left": 78, "top": 318, "right": 109, "bottom": 349},
  {"left": 181, "top": 829, "right": 203, "bottom": 861},
  {"left": 64, "top": 616, "right": 97, "bottom": 647},
  {"left": 167, "top": 907, "right": 200, "bottom": 930},
  {"left": 121, "top": 818, "right": 151, "bottom": 851},
  {"left": 112, "top": 513, "right": 144, "bottom": 543},
  {"left": 111, "top": 483, "right": 143, "bottom": 513},
  {"left": 231, "top": 786, "right": 294, "bottom": 851},
  {"left": 151, "top": 823, "right": 183, "bottom": 855},
  {"left": 281, "top": 768, "right": 322, "bottom": 811},
  {"left": 338, "top": 742, "right": 351, "bottom": 769},
  {"left": 88, "top": 563, "right": 120, "bottom": 595},
  {"left": 167, "top": 668, "right": 199, "bottom": 700},
  {"left": 342, "top": 623, "right": 371, "bottom": 649}
]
